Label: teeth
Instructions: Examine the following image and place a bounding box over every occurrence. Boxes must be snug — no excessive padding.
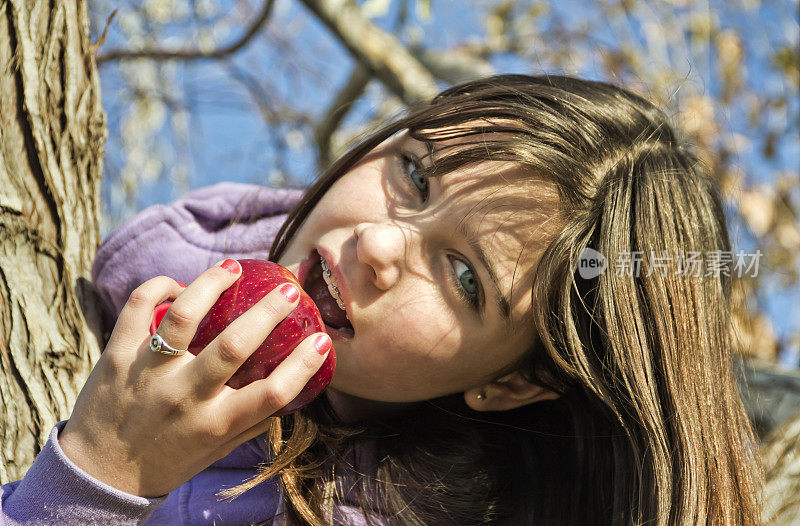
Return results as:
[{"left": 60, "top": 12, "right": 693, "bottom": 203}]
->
[{"left": 320, "top": 256, "right": 348, "bottom": 318}]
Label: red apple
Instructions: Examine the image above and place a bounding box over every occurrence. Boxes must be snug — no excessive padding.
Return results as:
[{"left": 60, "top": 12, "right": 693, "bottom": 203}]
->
[
  {"left": 150, "top": 302, "right": 172, "bottom": 336},
  {"left": 150, "top": 259, "right": 336, "bottom": 416}
]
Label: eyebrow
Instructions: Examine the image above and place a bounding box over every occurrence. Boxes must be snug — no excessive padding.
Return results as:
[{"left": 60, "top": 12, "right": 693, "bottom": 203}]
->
[{"left": 457, "top": 221, "right": 512, "bottom": 321}]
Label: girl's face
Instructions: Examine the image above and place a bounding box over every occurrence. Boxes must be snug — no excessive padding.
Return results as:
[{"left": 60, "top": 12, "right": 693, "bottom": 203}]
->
[{"left": 278, "top": 130, "right": 556, "bottom": 407}]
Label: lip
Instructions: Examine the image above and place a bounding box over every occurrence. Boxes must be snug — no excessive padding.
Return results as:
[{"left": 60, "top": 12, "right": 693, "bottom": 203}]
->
[
  {"left": 296, "top": 247, "right": 355, "bottom": 341},
  {"left": 324, "top": 323, "right": 355, "bottom": 341},
  {"left": 295, "top": 249, "right": 318, "bottom": 289},
  {"left": 315, "top": 247, "right": 354, "bottom": 329}
]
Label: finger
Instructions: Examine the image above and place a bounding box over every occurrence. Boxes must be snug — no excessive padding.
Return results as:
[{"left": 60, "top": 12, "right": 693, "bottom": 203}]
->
[
  {"left": 221, "top": 332, "right": 332, "bottom": 434},
  {"left": 109, "top": 276, "right": 186, "bottom": 354},
  {"left": 155, "top": 259, "right": 243, "bottom": 351},
  {"left": 187, "top": 282, "right": 301, "bottom": 397}
]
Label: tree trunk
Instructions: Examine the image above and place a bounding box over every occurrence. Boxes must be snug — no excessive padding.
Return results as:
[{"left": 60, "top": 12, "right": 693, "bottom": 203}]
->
[
  {"left": 0, "top": 0, "right": 105, "bottom": 483},
  {"left": 740, "top": 361, "right": 800, "bottom": 525},
  {"left": 762, "top": 408, "right": 800, "bottom": 525}
]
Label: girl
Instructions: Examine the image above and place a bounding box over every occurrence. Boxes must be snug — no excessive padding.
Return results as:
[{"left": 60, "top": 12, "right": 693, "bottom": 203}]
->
[{"left": 1, "top": 74, "right": 764, "bottom": 525}]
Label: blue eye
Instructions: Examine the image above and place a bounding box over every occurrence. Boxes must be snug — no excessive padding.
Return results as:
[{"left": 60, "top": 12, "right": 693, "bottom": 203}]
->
[
  {"left": 449, "top": 257, "right": 480, "bottom": 309},
  {"left": 395, "top": 150, "right": 481, "bottom": 311},
  {"left": 399, "top": 153, "right": 429, "bottom": 201}
]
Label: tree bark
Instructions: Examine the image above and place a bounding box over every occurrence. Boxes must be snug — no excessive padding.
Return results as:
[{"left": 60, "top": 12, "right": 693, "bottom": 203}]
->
[
  {"left": 298, "top": 0, "right": 439, "bottom": 105},
  {"left": 762, "top": 408, "right": 800, "bottom": 525},
  {"left": 0, "top": 0, "right": 105, "bottom": 483},
  {"left": 740, "top": 361, "right": 800, "bottom": 525}
]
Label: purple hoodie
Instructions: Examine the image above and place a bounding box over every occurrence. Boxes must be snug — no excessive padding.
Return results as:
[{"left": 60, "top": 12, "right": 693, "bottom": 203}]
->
[{"left": 1, "top": 183, "right": 384, "bottom": 525}]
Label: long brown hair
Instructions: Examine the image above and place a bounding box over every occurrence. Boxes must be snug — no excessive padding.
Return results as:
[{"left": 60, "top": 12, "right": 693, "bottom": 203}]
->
[{"left": 220, "top": 74, "right": 764, "bottom": 525}]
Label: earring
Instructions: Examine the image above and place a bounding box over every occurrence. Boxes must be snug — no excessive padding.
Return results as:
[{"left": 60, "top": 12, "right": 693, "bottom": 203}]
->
[{"left": 476, "top": 389, "right": 486, "bottom": 400}]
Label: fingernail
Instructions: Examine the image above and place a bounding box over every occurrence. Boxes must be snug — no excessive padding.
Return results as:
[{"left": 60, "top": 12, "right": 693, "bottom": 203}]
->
[
  {"left": 219, "top": 259, "right": 240, "bottom": 273},
  {"left": 315, "top": 333, "right": 332, "bottom": 355},
  {"left": 279, "top": 283, "right": 299, "bottom": 302},
  {"left": 177, "top": 282, "right": 187, "bottom": 288}
]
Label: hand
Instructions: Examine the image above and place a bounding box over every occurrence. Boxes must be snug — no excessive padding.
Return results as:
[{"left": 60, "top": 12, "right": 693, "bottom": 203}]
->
[{"left": 59, "top": 259, "right": 331, "bottom": 497}]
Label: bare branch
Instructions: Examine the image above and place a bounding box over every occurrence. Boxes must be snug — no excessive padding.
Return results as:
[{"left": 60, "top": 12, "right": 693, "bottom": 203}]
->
[
  {"left": 311, "top": 45, "right": 492, "bottom": 169},
  {"left": 96, "top": 0, "right": 275, "bottom": 64},
  {"left": 409, "top": 44, "right": 494, "bottom": 85},
  {"left": 223, "top": 60, "right": 314, "bottom": 128},
  {"left": 90, "top": 8, "right": 117, "bottom": 56},
  {"left": 313, "top": 63, "right": 372, "bottom": 170},
  {"left": 297, "top": 0, "right": 438, "bottom": 105}
]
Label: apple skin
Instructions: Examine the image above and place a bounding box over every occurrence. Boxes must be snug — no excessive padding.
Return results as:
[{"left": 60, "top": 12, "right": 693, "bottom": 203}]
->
[{"left": 151, "top": 259, "right": 336, "bottom": 416}]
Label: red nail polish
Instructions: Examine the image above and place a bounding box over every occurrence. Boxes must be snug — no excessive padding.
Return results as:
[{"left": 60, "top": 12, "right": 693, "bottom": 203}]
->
[
  {"left": 279, "top": 283, "right": 299, "bottom": 302},
  {"left": 177, "top": 282, "right": 187, "bottom": 288},
  {"left": 315, "top": 333, "right": 332, "bottom": 355},
  {"left": 220, "top": 259, "right": 240, "bottom": 273}
]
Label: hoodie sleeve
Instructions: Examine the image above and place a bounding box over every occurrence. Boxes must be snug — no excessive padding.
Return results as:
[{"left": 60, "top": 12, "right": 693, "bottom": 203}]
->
[
  {"left": 91, "top": 182, "right": 305, "bottom": 331},
  {"left": 1, "top": 421, "right": 166, "bottom": 525},
  {"left": 1, "top": 184, "right": 305, "bottom": 525}
]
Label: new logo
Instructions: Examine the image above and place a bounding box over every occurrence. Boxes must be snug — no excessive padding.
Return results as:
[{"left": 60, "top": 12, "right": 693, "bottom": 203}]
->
[{"left": 578, "top": 247, "right": 607, "bottom": 279}]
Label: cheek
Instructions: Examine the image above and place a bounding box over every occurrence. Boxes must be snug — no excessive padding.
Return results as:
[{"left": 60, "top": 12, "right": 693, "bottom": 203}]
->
[{"left": 371, "top": 296, "right": 465, "bottom": 362}]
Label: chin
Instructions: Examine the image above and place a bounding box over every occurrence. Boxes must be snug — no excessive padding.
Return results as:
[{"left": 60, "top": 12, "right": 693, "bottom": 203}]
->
[{"left": 327, "top": 377, "right": 415, "bottom": 404}]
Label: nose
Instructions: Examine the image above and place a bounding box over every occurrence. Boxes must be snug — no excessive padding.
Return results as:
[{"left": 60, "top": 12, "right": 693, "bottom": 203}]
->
[{"left": 354, "top": 222, "right": 407, "bottom": 290}]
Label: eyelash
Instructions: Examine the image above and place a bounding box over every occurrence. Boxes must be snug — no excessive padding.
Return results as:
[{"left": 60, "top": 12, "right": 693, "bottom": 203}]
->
[{"left": 396, "top": 152, "right": 481, "bottom": 310}]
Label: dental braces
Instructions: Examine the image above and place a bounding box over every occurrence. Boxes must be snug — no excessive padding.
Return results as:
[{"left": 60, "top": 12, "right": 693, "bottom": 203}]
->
[{"left": 320, "top": 256, "right": 348, "bottom": 316}]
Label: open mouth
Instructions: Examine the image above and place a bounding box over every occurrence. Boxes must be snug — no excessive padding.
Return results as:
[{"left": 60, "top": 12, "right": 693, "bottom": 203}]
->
[{"left": 302, "top": 250, "right": 355, "bottom": 340}]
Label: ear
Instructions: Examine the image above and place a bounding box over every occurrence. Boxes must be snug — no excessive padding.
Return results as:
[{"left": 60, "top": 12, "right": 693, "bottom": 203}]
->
[{"left": 464, "top": 370, "right": 561, "bottom": 412}]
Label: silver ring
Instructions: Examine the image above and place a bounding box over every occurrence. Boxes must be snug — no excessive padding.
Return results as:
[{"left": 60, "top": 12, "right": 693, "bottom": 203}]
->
[{"left": 149, "top": 333, "right": 187, "bottom": 356}]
